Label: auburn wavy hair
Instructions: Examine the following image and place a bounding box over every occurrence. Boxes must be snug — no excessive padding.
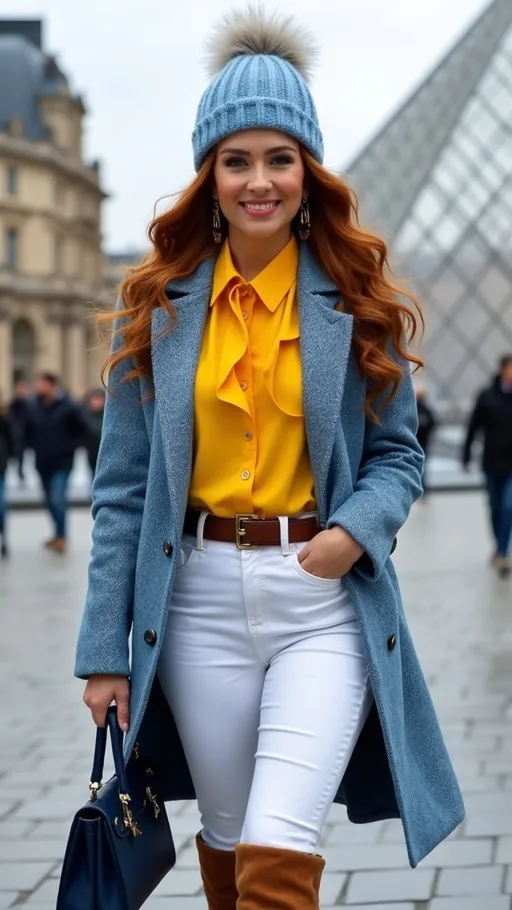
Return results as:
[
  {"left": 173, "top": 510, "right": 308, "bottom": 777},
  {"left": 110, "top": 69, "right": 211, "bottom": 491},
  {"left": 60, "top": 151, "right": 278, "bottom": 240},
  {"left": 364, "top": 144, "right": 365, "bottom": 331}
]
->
[{"left": 102, "top": 148, "right": 423, "bottom": 419}]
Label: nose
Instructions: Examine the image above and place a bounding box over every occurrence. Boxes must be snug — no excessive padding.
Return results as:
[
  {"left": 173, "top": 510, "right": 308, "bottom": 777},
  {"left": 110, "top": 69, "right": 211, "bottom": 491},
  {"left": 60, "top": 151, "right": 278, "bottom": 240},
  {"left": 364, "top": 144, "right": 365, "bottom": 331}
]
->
[{"left": 246, "top": 164, "right": 273, "bottom": 194}]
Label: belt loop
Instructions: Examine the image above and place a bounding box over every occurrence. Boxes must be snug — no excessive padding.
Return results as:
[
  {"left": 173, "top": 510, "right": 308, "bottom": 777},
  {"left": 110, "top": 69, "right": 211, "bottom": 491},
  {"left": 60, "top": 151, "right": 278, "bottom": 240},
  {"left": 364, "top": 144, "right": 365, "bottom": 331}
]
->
[
  {"left": 196, "top": 511, "right": 209, "bottom": 551},
  {"left": 278, "top": 516, "right": 292, "bottom": 556}
]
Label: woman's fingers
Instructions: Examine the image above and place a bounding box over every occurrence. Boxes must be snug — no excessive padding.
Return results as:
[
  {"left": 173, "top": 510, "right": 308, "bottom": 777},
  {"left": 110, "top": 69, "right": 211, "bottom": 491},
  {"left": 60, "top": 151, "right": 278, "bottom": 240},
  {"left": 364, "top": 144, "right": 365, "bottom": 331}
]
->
[
  {"left": 83, "top": 675, "right": 130, "bottom": 730},
  {"left": 115, "top": 681, "right": 130, "bottom": 733}
]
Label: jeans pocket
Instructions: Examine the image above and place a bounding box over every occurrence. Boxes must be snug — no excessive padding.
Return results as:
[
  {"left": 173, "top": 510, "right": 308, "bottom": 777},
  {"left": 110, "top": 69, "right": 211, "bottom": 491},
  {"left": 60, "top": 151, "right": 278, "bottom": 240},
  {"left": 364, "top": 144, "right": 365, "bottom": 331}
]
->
[
  {"left": 292, "top": 552, "right": 342, "bottom": 585},
  {"left": 176, "top": 541, "right": 198, "bottom": 571}
]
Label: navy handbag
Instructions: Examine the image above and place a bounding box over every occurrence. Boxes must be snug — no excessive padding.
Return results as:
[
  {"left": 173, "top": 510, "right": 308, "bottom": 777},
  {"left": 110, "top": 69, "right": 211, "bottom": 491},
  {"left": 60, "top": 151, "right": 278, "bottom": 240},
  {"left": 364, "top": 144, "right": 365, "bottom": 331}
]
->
[{"left": 57, "top": 706, "right": 176, "bottom": 910}]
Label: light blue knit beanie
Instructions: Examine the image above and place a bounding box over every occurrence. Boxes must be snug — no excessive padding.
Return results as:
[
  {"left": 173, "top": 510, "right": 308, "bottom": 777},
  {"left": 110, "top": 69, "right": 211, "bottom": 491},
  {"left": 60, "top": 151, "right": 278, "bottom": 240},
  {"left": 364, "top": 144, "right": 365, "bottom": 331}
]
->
[{"left": 192, "top": 7, "right": 324, "bottom": 171}]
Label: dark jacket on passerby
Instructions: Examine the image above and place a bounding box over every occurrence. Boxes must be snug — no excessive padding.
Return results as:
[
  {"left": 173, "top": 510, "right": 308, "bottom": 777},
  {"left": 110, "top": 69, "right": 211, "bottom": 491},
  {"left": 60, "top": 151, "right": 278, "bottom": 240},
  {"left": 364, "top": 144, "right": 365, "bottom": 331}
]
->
[
  {"left": 416, "top": 400, "right": 437, "bottom": 453},
  {"left": 0, "top": 415, "right": 15, "bottom": 474},
  {"left": 463, "top": 377, "right": 512, "bottom": 476},
  {"left": 9, "top": 395, "right": 28, "bottom": 430},
  {"left": 9, "top": 395, "right": 28, "bottom": 456},
  {"left": 24, "top": 394, "right": 87, "bottom": 476},
  {"left": 83, "top": 408, "right": 104, "bottom": 472}
]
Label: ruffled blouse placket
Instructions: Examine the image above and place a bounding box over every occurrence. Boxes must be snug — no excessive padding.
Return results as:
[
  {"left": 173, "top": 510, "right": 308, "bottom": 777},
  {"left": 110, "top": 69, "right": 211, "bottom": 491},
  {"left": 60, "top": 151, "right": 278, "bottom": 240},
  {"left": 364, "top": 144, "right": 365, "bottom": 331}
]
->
[{"left": 213, "top": 280, "right": 255, "bottom": 417}]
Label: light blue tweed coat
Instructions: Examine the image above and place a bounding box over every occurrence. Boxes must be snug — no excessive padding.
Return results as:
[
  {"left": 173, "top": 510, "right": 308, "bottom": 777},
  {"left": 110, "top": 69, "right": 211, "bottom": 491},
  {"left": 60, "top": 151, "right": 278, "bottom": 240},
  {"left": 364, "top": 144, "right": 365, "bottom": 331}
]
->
[{"left": 75, "top": 243, "right": 464, "bottom": 868}]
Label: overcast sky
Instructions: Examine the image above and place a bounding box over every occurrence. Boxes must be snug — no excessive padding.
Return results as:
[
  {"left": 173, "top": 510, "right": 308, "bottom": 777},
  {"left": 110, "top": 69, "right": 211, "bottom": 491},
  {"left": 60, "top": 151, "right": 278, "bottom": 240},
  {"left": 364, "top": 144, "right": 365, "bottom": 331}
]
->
[{"left": 9, "top": 0, "right": 489, "bottom": 251}]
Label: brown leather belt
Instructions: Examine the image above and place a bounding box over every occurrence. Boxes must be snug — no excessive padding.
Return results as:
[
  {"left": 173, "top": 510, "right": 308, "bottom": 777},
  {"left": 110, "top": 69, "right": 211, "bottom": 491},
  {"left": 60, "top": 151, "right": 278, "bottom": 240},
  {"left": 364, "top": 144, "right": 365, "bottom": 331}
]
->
[{"left": 183, "top": 508, "right": 320, "bottom": 549}]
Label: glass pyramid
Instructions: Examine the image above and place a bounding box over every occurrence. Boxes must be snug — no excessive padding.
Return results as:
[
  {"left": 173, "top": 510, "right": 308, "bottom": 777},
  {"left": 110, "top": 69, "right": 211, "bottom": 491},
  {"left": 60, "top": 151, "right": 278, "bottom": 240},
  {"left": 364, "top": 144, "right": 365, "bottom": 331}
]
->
[{"left": 345, "top": 0, "right": 512, "bottom": 412}]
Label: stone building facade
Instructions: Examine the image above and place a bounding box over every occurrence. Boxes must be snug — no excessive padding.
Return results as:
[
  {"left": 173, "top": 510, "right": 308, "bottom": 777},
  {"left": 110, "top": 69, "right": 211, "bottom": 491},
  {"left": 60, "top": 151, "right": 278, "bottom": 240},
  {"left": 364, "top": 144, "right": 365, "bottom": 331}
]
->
[{"left": 0, "top": 19, "right": 107, "bottom": 399}]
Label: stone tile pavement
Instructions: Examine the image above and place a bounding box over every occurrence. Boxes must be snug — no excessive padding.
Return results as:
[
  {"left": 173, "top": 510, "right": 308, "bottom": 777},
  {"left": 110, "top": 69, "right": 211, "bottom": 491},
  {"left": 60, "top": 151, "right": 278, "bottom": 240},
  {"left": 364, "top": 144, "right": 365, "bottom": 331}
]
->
[{"left": 0, "top": 493, "right": 511, "bottom": 908}]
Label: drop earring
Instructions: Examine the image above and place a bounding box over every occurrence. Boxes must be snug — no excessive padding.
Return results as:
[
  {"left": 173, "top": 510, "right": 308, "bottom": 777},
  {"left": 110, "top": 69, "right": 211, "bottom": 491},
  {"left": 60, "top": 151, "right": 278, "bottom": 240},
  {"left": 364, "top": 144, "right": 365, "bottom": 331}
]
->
[
  {"left": 299, "top": 197, "right": 310, "bottom": 240},
  {"left": 212, "top": 199, "right": 222, "bottom": 244}
]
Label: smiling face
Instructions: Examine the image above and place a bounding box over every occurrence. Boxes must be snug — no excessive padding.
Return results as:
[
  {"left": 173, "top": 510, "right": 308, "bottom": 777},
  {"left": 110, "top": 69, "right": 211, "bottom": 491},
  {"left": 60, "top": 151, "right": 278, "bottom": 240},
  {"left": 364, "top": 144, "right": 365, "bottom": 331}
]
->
[{"left": 213, "top": 130, "right": 306, "bottom": 244}]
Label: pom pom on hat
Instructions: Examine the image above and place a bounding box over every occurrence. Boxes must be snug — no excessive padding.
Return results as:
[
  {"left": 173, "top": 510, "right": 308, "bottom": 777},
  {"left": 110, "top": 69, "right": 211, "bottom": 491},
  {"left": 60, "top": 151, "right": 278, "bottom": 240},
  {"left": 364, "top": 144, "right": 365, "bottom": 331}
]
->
[
  {"left": 192, "top": 5, "right": 324, "bottom": 171},
  {"left": 204, "top": 5, "right": 319, "bottom": 83}
]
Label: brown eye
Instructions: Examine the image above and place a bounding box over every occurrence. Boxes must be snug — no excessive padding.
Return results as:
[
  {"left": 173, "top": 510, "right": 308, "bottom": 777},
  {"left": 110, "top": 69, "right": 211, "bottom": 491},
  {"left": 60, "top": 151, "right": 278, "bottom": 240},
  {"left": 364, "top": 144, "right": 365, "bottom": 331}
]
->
[{"left": 225, "top": 157, "right": 246, "bottom": 167}]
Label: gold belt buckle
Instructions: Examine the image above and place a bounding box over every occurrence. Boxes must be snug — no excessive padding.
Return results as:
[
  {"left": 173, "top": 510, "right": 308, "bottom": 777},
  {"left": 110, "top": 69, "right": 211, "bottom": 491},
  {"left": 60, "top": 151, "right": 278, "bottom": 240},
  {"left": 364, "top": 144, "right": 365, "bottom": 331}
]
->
[{"left": 235, "top": 514, "right": 260, "bottom": 550}]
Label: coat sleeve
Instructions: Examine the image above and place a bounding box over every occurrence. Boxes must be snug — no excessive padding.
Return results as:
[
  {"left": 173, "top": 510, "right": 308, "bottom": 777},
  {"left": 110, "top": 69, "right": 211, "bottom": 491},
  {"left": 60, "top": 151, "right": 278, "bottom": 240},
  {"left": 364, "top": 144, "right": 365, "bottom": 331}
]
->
[
  {"left": 75, "top": 307, "right": 150, "bottom": 679},
  {"left": 66, "top": 400, "right": 89, "bottom": 448},
  {"left": 327, "top": 354, "right": 424, "bottom": 582}
]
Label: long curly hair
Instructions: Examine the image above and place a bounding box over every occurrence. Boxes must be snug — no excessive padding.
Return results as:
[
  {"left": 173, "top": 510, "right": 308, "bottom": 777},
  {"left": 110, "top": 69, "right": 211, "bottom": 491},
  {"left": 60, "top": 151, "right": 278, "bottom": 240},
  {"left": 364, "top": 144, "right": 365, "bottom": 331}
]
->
[{"left": 102, "top": 148, "right": 423, "bottom": 419}]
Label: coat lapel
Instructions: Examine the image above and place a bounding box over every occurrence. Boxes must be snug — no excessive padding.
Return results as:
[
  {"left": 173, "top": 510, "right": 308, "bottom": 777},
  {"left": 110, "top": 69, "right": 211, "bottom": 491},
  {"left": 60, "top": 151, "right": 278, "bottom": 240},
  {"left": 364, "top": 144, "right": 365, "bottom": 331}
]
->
[
  {"left": 298, "top": 244, "right": 354, "bottom": 524},
  {"left": 150, "top": 258, "right": 215, "bottom": 531}
]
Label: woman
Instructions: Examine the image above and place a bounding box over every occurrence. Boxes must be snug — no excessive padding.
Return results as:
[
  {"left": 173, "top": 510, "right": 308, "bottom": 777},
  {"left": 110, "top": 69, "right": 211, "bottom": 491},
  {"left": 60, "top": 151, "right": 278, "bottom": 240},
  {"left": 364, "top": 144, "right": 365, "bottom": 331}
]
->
[
  {"left": 76, "top": 9, "right": 464, "bottom": 909},
  {"left": 0, "top": 392, "right": 15, "bottom": 557}
]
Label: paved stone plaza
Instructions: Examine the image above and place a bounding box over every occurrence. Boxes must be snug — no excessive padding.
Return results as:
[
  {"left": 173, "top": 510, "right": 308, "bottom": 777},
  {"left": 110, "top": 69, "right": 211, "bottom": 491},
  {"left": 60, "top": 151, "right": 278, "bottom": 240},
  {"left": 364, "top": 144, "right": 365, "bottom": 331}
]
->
[{"left": 0, "top": 493, "right": 511, "bottom": 909}]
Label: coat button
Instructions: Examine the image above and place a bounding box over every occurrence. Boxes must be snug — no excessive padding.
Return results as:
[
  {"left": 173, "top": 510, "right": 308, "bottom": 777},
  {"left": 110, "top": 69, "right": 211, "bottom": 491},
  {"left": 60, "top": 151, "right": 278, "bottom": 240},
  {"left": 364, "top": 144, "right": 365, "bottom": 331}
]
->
[
  {"left": 144, "top": 629, "right": 157, "bottom": 646},
  {"left": 163, "top": 540, "right": 173, "bottom": 557},
  {"left": 387, "top": 634, "right": 397, "bottom": 651},
  {"left": 391, "top": 537, "right": 397, "bottom": 554}
]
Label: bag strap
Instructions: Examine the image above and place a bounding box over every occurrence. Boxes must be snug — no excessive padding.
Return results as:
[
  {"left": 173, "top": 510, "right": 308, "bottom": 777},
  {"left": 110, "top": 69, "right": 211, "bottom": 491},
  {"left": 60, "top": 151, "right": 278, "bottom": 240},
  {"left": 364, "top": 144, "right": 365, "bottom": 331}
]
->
[
  {"left": 89, "top": 706, "right": 129, "bottom": 800},
  {"left": 89, "top": 724, "right": 107, "bottom": 799}
]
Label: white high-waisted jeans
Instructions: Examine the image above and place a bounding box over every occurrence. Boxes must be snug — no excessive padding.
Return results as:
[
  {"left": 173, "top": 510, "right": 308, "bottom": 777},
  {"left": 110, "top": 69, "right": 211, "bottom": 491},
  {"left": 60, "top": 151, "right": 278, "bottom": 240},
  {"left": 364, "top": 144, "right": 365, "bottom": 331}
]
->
[{"left": 157, "top": 512, "right": 372, "bottom": 854}]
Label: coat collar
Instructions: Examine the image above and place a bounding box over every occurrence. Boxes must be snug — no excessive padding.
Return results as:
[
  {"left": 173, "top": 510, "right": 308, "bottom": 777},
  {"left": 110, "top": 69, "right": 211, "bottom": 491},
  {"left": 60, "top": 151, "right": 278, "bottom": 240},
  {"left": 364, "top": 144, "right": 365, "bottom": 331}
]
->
[
  {"left": 152, "top": 242, "right": 353, "bottom": 528},
  {"left": 298, "top": 242, "right": 340, "bottom": 297},
  {"left": 164, "top": 255, "right": 216, "bottom": 301}
]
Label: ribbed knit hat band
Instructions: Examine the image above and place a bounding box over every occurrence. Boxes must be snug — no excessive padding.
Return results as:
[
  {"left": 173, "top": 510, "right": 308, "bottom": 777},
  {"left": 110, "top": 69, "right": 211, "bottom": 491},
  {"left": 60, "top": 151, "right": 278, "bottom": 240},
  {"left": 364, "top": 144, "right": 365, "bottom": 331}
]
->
[{"left": 192, "top": 9, "right": 324, "bottom": 171}]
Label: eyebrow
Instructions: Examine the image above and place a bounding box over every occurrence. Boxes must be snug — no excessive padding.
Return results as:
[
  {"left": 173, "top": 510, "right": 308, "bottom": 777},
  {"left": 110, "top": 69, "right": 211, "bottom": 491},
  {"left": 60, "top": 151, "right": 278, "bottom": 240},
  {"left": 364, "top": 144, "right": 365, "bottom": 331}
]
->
[{"left": 219, "top": 145, "right": 298, "bottom": 155}]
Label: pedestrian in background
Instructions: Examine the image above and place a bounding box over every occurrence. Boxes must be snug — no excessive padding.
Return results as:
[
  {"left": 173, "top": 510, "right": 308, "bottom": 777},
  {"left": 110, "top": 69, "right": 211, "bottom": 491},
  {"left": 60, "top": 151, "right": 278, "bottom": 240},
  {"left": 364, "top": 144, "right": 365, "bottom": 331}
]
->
[
  {"left": 82, "top": 389, "right": 105, "bottom": 478},
  {"left": 76, "top": 9, "right": 463, "bottom": 909},
  {"left": 9, "top": 379, "right": 30, "bottom": 482},
  {"left": 0, "top": 393, "right": 15, "bottom": 558},
  {"left": 463, "top": 354, "right": 512, "bottom": 576},
  {"left": 24, "top": 373, "right": 87, "bottom": 553},
  {"left": 415, "top": 384, "right": 437, "bottom": 498}
]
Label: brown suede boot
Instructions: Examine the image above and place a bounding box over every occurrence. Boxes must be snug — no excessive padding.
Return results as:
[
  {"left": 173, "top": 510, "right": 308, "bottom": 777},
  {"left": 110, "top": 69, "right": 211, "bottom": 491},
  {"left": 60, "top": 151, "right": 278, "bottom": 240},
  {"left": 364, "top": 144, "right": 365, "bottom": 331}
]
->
[
  {"left": 235, "top": 843, "right": 325, "bottom": 909},
  {"left": 196, "top": 833, "right": 238, "bottom": 910}
]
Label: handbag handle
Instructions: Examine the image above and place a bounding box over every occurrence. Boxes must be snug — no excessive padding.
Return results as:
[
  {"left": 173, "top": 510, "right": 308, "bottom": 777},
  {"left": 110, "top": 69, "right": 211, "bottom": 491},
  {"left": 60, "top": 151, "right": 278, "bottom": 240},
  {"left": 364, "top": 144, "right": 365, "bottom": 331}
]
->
[
  {"left": 88, "top": 708, "right": 144, "bottom": 837},
  {"left": 89, "top": 706, "right": 129, "bottom": 799}
]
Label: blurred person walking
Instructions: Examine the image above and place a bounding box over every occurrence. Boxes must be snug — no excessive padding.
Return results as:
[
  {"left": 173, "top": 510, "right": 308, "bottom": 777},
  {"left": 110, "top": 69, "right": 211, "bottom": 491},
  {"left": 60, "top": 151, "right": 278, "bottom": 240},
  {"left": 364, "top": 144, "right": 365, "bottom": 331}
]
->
[
  {"left": 415, "top": 385, "right": 437, "bottom": 498},
  {"left": 463, "top": 354, "right": 512, "bottom": 576},
  {"left": 9, "top": 379, "right": 30, "bottom": 482},
  {"left": 82, "top": 389, "right": 105, "bottom": 477},
  {"left": 75, "top": 9, "right": 464, "bottom": 910},
  {"left": 25, "top": 373, "right": 87, "bottom": 553},
  {"left": 0, "top": 393, "right": 16, "bottom": 558}
]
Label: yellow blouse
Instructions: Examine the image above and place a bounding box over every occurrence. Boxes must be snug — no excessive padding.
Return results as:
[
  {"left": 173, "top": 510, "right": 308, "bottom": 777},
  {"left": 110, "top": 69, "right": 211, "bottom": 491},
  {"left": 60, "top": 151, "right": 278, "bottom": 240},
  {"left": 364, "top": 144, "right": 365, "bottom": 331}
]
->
[{"left": 188, "top": 236, "right": 317, "bottom": 519}]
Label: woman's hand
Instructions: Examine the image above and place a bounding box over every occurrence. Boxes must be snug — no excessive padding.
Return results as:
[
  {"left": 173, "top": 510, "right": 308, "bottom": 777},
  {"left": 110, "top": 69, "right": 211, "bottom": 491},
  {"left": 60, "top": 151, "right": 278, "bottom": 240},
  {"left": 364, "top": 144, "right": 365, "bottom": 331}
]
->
[
  {"left": 298, "top": 526, "right": 364, "bottom": 580},
  {"left": 83, "top": 675, "right": 130, "bottom": 733}
]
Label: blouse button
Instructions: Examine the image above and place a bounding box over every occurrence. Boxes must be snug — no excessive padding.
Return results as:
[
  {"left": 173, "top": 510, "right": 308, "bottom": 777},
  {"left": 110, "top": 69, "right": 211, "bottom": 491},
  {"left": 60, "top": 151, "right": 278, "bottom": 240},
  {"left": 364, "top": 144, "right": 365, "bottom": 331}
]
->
[
  {"left": 241, "top": 470, "right": 251, "bottom": 481},
  {"left": 240, "top": 381, "right": 248, "bottom": 391},
  {"left": 244, "top": 432, "right": 253, "bottom": 440},
  {"left": 242, "top": 311, "right": 248, "bottom": 320}
]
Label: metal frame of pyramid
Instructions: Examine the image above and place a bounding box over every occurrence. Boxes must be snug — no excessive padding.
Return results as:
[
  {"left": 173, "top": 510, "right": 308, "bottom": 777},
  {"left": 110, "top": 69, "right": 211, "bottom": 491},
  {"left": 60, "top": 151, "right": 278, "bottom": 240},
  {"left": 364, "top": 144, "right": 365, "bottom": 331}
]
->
[{"left": 345, "top": 0, "right": 512, "bottom": 412}]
